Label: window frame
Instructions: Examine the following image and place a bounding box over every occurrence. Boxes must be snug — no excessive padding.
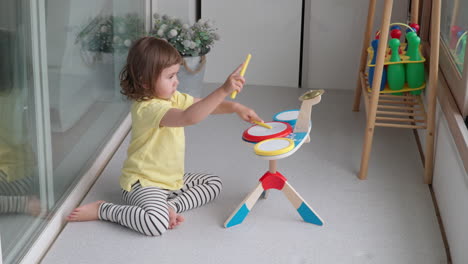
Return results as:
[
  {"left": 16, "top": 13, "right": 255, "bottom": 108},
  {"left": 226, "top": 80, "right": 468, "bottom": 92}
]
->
[
  {"left": 421, "top": 0, "right": 468, "bottom": 116},
  {"left": 420, "top": 0, "right": 468, "bottom": 172}
]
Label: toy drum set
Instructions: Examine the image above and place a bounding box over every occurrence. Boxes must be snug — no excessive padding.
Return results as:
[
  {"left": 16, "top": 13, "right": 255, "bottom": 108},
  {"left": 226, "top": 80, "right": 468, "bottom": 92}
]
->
[{"left": 224, "top": 89, "right": 325, "bottom": 228}]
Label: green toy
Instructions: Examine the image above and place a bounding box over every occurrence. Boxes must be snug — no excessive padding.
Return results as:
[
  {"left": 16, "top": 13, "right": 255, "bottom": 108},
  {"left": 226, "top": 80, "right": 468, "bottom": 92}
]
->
[
  {"left": 457, "top": 35, "right": 466, "bottom": 71},
  {"left": 387, "top": 38, "right": 405, "bottom": 95},
  {"left": 406, "top": 34, "right": 425, "bottom": 95}
]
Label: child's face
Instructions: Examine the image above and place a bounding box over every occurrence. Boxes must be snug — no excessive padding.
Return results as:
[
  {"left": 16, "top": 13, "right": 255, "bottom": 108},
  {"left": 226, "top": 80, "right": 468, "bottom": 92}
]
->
[{"left": 155, "top": 64, "right": 180, "bottom": 99}]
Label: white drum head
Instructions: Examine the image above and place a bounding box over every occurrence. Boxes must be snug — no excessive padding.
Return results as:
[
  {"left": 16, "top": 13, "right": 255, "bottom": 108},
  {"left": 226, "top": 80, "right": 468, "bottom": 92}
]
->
[
  {"left": 242, "top": 121, "right": 293, "bottom": 142},
  {"left": 254, "top": 138, "right": 294, "bottom": 156},
  {"left": 248, "top": 122, "right": 287, "bottom": 137},
  {"left": 275, "top": 111, "right": 299, "bottom": 122}
]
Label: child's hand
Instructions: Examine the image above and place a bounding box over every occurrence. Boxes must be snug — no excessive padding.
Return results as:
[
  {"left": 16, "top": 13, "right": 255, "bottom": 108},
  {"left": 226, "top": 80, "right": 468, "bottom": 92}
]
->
[
  {"left": 234, "top": 104, "right": 263, "bottom": 124},
  {"left": 221, "top": 64, "right": 246, "bottom": 94}
]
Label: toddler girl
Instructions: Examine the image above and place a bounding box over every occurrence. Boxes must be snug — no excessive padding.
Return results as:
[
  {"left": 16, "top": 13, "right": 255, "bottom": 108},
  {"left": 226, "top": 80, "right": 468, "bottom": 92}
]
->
[{"left": 67, "top": 36, "right": 263, "bottom": 236}]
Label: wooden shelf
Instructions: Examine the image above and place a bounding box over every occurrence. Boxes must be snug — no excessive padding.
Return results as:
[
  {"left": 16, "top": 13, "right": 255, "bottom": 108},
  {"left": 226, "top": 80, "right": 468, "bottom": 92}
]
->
[
  {"left": 353, "top": 0, "right": 441, "bottom": 184},
  {"left": 360, "top": 71, "right": 427, "bottom": 129},
  {"left": 363, "top": 73, "right": 426, "bottom": 94}
]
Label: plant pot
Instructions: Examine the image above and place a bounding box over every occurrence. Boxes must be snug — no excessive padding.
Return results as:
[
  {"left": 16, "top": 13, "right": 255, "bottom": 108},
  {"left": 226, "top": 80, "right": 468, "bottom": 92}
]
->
[{"left": 177, "top": 55, "right": 206, "bottom": 98}]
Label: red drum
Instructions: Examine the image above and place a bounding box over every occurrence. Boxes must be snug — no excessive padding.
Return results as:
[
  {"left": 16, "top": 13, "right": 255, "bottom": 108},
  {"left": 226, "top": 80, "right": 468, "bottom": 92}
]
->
[{"left": 242, "top": 121, "right": 293, "bottom": 143}]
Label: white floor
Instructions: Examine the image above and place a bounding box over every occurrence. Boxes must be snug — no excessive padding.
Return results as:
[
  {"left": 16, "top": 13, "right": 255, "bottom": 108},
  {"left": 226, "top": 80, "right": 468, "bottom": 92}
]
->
[{"left": 42, "top": 86, "right": 447, "bottom": 264}]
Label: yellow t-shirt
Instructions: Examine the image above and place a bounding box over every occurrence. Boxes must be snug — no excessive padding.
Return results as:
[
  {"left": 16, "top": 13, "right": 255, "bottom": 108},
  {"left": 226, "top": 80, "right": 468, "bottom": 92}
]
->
[{"left": 120, "top": 91, "right": 194, "bottom": 191}]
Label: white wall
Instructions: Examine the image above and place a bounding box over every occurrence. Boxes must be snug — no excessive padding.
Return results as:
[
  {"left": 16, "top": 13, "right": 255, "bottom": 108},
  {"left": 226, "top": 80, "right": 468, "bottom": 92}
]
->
[
  {"left": 153, "top": 0, "right": 196, "bottom": 24},
  {"left": 432, "top": 116, "right": 468, "bottom": 264},
  {"left": 302, "top": 0, "right": 409, "bottom": 90},
  {"left": 202, "top": 0, "right": 302, "bottom": 87},
  {"left": 153, "top": 1, "right": 410, "bottom": 90},
  {"left": 417, "top": 97, "right": 468, "bottom": 264}
]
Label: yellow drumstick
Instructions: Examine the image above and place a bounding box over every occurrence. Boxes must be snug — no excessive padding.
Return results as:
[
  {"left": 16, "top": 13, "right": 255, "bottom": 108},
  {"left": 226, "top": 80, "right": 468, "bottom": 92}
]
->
[
  {"left": 252, "top": 120, "right": 272, "bottom": 129},
  {"left": 231, "top": 54, "right": 251, "bottom": 99}
]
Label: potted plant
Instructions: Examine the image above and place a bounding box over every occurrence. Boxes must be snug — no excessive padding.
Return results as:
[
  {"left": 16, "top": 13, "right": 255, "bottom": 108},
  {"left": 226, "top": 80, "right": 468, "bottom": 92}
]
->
[
  {"left": 75, "top": 13, "right": 145, "bottom": 65},
  {"left": 75, "top": 13, "right": 145, "bottom": 99},
  {"left": 150, "top": 13, "right": 220, "bottom": 97}
]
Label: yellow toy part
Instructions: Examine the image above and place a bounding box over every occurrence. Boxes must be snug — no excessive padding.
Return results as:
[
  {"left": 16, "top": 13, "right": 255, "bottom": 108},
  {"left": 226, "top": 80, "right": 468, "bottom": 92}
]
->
[
  {"left": 254, "top": 138, "right": 294, "bottom": 156},
  {"left": 231, "top": 54, "right": 252, "bottom": 99},
  {"left": 252, "top": 120, "right": 272, "bottom": 129}
]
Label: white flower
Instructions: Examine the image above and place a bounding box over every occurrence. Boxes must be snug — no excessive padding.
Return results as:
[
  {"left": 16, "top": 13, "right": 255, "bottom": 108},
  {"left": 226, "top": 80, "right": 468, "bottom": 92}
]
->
[
  {"left": 153, "top": 13, "right": 160, "bottom": 19},
  {"left": 117, "top": 26, "right": 126, "bottom": 34},
  {"left": 189, "top": 41, "right": 197, "bottom": 49},
  {"left": 182, "top": 24, "right": 190, "bottom": 30},
  {"left": 183, "top": 40, "right": 191, "bottom": 48},
  {"left": 100, "top": 26, "right": 108, "bottom": 33},
  {"left": 205, "top": 20, "right": 213, "bottom": 28},
  {"left": 160, "top": 24, "right": 167, "bottom": 30},
  {"left": 124, "top": 39, "right": 132, "bottom": 47},
  {"left": 157, "top": 29, "right": 165, "bottom": 37},
  {"left": 168, "top": 29, "right": 178, "bottom": 38}
]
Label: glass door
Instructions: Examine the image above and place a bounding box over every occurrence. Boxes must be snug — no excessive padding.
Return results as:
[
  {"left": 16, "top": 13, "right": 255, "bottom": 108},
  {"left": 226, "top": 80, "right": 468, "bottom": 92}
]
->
[
  {"left": 1, "top": 0, "right": 147, "bottom": 263},
  {"left": 0, "top": 0, "right": 49, "bottom": 262}
]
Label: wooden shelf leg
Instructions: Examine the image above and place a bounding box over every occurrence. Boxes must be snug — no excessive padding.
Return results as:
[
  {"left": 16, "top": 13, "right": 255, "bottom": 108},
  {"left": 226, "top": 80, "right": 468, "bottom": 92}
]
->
[
  {"left": 424, "top": 0, "right": 441, "bottom": 184},
  {"left": 411, "top": 0, "right": 420, "bottom": 24},
  {"left": 353, "top": 0, "right": 376, "bottom": 112},
  {"left": 358, "top": 0, "right": 393, "bottom": 180}
]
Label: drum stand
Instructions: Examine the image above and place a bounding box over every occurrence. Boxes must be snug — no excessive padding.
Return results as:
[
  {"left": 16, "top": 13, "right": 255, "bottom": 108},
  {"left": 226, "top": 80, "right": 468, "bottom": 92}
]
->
[
  {"left": 224, "top": 151, "right": 324, "bottom": 228},
  {"left": 225, "top": 90, "right": 325, "bottom": 228}
]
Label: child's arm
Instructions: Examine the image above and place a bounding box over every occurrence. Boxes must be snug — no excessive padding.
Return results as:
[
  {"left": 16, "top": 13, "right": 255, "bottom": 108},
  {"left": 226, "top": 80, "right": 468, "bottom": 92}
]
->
[
  {"left": 210, "top": 100, "right": 263, "bottom": 123},
  {"left": 207, "top": 99, "right": 237, "bottom": 114},
  {"left": 160, "top": 64, "right": 244, "bottom": 127}
]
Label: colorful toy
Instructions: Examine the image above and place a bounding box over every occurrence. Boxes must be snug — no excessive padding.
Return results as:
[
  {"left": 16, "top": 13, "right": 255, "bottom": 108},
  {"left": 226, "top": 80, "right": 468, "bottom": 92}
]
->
[
  {"left": 368, "top": 39, "right": 387, "bottom": 91},
  {"left": 224, "top": 89, "right": 325, "bottom": 228},
  {"left": 390, "top": 29, "right": 402, "bottom": 54},
  {"left": 230, "top": 54, "right": 252, "bottom": 99},
  {"left": 453, "top": 30, "right": 467, "bottom": 70},
  {"left": 450, "top": 25, "right": 462, "bottom": 49},
  {"left": 387, "top": 38, "right": 405, "bottom": 94},
  {"left": 457, "top": 33, "right": 466, "bottom": 67},
  {"left": 251, "top": 120, "right": 272, "bottom": 129},
  {"left": 365, "top": 23, "right": 426, "bottom": 95},
  {"left": 409, "top": 23, "right": 420, "bottom": 33},
  {"left": 273, "top": 109, "right": 299, "bottom": 126},
  {"left": 406, "top": 34, "right": 425, "bottom": 94}
]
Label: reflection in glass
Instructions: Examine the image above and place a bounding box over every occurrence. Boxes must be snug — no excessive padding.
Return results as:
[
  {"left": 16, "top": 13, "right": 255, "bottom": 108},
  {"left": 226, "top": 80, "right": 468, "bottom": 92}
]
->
[
  {"left": 1, "top": 0, "right": 146, "bottom": 263},
  {"left": 0, "top": 1, "right": 44, "bottom": 262},
  {"left": 441, "top": 0, "right": 467, "bottom": 73},
  {"left": 46, "top": 1, "right": 144, "bottom": 198}
]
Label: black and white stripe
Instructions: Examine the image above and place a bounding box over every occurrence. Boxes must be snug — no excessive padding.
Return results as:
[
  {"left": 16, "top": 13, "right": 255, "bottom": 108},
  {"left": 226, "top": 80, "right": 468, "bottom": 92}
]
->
[
  {"left": 0, "top": 170, "right": 33, "bottom": 213},
  {"left": 99, "top": 172, "right": 222, "bottom": 236},
  {"left": 168, "top": 172, "right": 222, "bottom": 213}
]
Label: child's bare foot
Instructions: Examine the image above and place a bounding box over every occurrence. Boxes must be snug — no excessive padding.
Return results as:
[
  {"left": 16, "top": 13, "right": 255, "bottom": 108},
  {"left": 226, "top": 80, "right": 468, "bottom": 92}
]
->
[
  {"left": 26, "top": 196, "right": 42, "bottom": 216},
  {"left": 168, "top": 206, "right": 184, "bottom": 229},
  {"left": 67, "top": 200, "right": 105, "bottom": 222}
]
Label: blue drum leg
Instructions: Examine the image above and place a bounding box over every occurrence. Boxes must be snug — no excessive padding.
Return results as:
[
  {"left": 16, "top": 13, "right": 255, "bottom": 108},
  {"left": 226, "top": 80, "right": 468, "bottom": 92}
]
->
[
  {"left": 297, "top": 202, "right": 324, "bottom": 226},
  {"left": 224, "top": 183, "right": 264, "bottom": 228},
  {"left": 282, "top": 182, "right": 324, "bottom": 226}
]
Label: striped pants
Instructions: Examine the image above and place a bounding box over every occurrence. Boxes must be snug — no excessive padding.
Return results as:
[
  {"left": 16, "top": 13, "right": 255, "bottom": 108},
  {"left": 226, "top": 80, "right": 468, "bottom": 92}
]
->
[
  {"left": 0, "top": 170, "right": 34, "bottom": 214},
  {"left": 99, "top": 172, "right": 222, "bottom": 236}
]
